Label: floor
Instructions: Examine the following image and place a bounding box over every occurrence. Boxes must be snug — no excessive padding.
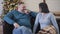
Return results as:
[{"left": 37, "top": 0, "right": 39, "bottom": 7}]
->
[{"left": 0, "top": 25, "right": 3, "bottom": 34}]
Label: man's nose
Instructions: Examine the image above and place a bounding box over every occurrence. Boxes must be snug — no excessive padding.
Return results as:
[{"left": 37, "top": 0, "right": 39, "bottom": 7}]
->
[{"left": 23, "top": 6, "right": 26, "bottom": 8}]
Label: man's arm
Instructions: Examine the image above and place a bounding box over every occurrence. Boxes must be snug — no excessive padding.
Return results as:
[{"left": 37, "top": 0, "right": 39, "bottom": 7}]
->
[
  {"left": 3, "top": 10, "right": 20, "bottom": 28},
  {"left": 3, "top": 11, "right": 15, "bottom": 24},
  {"left": 30, "top": 11, "right": 37, "bottom": 18}
]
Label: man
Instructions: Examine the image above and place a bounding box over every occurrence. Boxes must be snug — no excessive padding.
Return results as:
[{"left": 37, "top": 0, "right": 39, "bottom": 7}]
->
[{"left": 3, "top": 2, "right": 37, "bottom": 34}]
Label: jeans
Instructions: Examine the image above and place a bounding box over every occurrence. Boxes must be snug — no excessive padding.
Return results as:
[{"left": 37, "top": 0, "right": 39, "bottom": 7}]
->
[{"left": 13, "top": 26, "right": 32, "bottom": 34}]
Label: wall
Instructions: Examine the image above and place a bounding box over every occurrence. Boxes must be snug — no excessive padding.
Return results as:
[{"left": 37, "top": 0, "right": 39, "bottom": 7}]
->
[
  {"left": 0, "top": 0, "right": 4, "bottom": 16},
  {"left": 22, "top": 0, "right": 60, "bottom": 12},
  {"left": 22, "top": 0, "right": 43, "bottom": 12},
  {"left": 46, "top": 0, "right": 60, "bottom": 12}
]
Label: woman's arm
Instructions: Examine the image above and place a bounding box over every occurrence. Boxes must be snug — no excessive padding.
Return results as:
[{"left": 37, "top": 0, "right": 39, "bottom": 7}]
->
[
  {"left": 33, "top": 13, "right": 40, "bottom": 34},
  {"left": 50, "top": 13, "right": 59, "bottom": 34}
]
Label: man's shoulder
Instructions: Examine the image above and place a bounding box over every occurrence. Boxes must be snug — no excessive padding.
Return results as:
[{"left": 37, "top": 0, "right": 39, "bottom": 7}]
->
[
  {"left": 11, "top": 10, "right": 17, "bottom": 13},
  {"left": 9, "top": 10, "right": 17, "bottom": 14}
]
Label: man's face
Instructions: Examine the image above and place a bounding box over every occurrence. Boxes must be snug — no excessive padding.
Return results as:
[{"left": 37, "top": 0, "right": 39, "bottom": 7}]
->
[{"left": 18, "top": 4, "right": 26, "bottom": 11}]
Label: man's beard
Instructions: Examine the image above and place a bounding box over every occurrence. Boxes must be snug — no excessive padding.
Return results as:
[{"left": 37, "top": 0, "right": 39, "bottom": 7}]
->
[{"left": 22, "top": 8, "right": 26, "bottom": 13}]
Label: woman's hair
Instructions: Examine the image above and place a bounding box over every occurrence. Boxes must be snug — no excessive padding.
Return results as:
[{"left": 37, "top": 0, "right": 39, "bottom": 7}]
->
[{"left": 39, "top": 3, "right": 50, "bottom": 13}]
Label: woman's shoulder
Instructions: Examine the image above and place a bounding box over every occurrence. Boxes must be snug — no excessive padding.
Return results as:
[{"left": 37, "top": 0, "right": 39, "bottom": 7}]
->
[
  {"left": 37, "top": 13, "right": 42, "bottom": 16},
  {"left": 49, "top": 13, "right": 54, "bottom": 16},
  {"left": 48, "top": 13, "right": 55, "bottom": 18},
  {"left": 37, "top": 13, "right": 54, "bottom": 15}
]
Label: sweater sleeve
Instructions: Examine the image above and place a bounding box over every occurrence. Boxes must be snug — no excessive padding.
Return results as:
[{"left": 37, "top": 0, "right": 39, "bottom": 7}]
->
[
  {"left": 30, "top": 11, "right": 37, "bottom": 18},
  {"left": 50, "top": 13, "right": 59, "bottom": 34},
  {"left": 3, "top": 11, "right": 15, "bottom": 24},
  {"left": 33, "top": 13, "right": 39, "bottom": 34}
]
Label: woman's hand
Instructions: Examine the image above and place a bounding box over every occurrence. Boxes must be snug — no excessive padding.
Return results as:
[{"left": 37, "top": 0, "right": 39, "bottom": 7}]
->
[{"left": 13, "top": 23, "right": 20, "bottom": 28}]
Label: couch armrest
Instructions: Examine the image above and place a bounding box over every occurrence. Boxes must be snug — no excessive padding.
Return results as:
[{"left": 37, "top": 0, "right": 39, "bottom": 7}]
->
[{"left": 3, "top": 21, "right": 14, "bottom": 34}]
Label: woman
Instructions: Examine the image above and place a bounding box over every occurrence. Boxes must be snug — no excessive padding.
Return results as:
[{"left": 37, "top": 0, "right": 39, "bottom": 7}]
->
[{"left": 33, "top": 3, "right": 59, "bottom": 34}]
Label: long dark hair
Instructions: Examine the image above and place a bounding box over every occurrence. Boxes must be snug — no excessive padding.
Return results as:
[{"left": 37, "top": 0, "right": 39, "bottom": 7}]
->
[{"left": 39, "top": 3, "right": 50, "bottom": 13}]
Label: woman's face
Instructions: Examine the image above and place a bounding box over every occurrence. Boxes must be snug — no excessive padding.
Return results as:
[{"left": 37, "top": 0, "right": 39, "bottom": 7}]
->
[{"left": 39, "top": 7, "right": 42, "bottom": 12}]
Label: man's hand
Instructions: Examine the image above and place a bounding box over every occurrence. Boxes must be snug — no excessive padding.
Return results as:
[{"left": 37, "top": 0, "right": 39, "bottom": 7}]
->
[
  {"left": 13, "top": 23, "right": 20, "bottom": 28},
  {"left": 24, "top": 9, "right": 30, "bottom": 14}
]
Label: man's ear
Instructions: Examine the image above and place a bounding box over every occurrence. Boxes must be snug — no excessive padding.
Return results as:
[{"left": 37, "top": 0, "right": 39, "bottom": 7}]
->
[{"left": 16, "top": 7, "right": 18, "bottom": 10}]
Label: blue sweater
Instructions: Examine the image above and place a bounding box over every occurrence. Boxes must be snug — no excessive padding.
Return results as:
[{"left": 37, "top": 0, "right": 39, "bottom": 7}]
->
[
  {"left": 3, "top": 10, "right": 37, "bottom": 28},
  {"left": 33, "top": 13, "right": 59, "bottom": 34}
]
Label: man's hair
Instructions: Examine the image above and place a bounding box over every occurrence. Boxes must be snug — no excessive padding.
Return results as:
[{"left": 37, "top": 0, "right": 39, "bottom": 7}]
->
[{"left": 18, "top": 2, "right": 25, "bottom": 5}]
